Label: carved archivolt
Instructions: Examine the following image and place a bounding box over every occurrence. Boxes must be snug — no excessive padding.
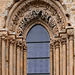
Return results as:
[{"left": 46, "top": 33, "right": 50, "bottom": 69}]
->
[{"left": 6, "top": 0, "right": 67, "bottom": 37}]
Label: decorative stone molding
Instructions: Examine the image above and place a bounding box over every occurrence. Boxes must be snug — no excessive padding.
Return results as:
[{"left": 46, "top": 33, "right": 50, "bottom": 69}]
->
[
  {"left": 0, "top": 29, "right": 8, "bottom": 37},
  {"left": 1, "top": 36, "right": 7, "bottom": 41},
  {"left": 61, "top": 38, "right": 67, "bottom": 45},
  {"left": 66, "top": 27, "right": 74, "bottom": 41},
  {"left": 22, "top": 40, "right": 27, "bottom": 52},
  {"left": 16, "top": 41, "right": 22, "bottom": 47},
  {"left": 16, "top": 36, "right": 23, "bottom": 47},
  {"left": 6, "top": 0, "right": 67, "bottom": 37},
  {"left": 9, "top": 39, "right": 15, "bottom": 44},
  {"left": 54, "top": 37, "right": 60, "bottom": 49},
  {"left": 67, "top": 27, "right": 74, "bottom": 36},
  {"left": 50, "top": 43, "right": 53, "bottom": 52},
  {"left": 60, "top": 33, "right": 67, "bottom": 45}
]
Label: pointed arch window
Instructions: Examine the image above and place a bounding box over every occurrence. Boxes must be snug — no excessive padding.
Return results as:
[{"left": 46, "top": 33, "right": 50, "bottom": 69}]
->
[{"left": 26, "top": 25, "right": 50, "bottom": 75}]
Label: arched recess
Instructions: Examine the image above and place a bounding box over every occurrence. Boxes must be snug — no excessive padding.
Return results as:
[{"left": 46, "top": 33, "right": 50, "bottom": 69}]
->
[{"left": 0, "top": 0, "right": 74, "bottom": 75}]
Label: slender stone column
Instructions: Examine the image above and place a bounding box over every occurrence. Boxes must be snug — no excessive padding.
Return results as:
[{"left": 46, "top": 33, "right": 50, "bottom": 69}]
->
[
  {"left": 74, "top": 55, "right": 75, "bottom": 75},
  {"left": 6, "top": 40, "right": 9, "bottom": 75},
  {"left": 9, "top": 39, "right": 14, "bottom": 75},
  {"left": 1, "top": 36, "right": 6, "bottom": 75},
  {"left": 67, "top": 37, "right": 70, "bottom": 75},
  {"left": 23, "top": 41, "right": 27, "bottom": 75},
  {"left": 67, "top": 27, "right": 74, "bottom": 75},
  {"left": 21, "top": 46, "right": 23, "bottom": 75},
  {"left": 60, "top": 42, "right": 63, "bottom": 75},
  {"left": 53, "top": 46, "right": 56, "bottom": 75},
  {"left": 14, "top": 42, "right": 16, "bottom": 75},
  {"left": 54, "top": 39, "right": 60, "bottom": 75},
  {"left": 50, "top": 43, "right": 53, "bottom": 75},
  {"left": 61, "top": 38, "right": 67, "bottom": 75},
  {"left": 16, "top": 41, "right": 22, "bottom": 75},
  {"left": 69, "top": 35, "right": 74, "bottom": 75}
]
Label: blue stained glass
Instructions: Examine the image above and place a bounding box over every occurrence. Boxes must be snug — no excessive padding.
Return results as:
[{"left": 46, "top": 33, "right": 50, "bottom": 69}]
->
[
  {"left": 27, "top": 59, "right": 50, "bottom": 73},
  {"left": 26, "top": 25, "right": 50, "bottom": 75},
  {"left": 26, "top": 25, "right": 50, "bottom": 42},
  {"left": 27, "top": 43, "right": 50, "bottom": 57}
]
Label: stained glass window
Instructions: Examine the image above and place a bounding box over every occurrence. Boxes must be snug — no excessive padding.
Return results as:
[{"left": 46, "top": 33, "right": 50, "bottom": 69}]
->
[{"left": 26, "top": 25, "right": 50, "bottom": 75}]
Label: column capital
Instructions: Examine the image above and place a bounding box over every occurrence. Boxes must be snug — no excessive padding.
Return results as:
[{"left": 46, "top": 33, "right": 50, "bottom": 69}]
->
[
  {"left": 66, "top": 27, "right": 74, "bottom": 41},
  {"left": 9, "top": 39, "right": 15, "bottom": 44},
  {"left": 16, "top": 41, "right": 22, "bottom": 47},
  {"left": 16, "top": 36, "right": 23, "bottom": 47},
  {"left": 0, "top": 28, "right": 8, "bottom": 37},
  {"left": 23, "top": 40, "right": 27, "bottom": 52},
  {"left": 50, "top": 43, "right": 53, "bottom": 52},
  {"left": 54, "top": 38, "right": 60, "bottom": 49},
  {"left": 61, "top": 38, "right": 67, "bottom": 45},
  {"left": 1, "top": 35, "right": 7, "bottom": 40},
  {"left": 60, "top": 34, "right": 67, "bottom": 45},
  {"left": 66, "top": 26, "right": 74, "bottom": 36}
]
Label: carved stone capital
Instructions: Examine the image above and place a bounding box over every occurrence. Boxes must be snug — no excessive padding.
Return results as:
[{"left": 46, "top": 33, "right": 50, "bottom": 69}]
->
[
  {"left": 54, "top": 38, "right": 60, "bottom": 49},
  {"left": 67, "top": 27, "right": 74, "bottom": 36},
  {"left": 22, "top": 40, "right": 27, "bottom": 52},
  {"left": 16, "top": 41, "right": 22, "bottom": 47},
  {"left": 1, "top": 35, "right": 6, "bottom": 40},
  {"left": 69, "top": 35, "right": 74, "bottom": 41},
  {"left": 66, "top": 27, "right": 74, "bottom": 41},
  {"left": 50, "top": 43, "right": 53, "bottom": 52},
  {"left": 9, "top": 39, "right": 15, "bottom": 44},
  {"left": 61, "top": 38, "right": 67, "bottom": 45},
  {"left": 23, "top": 44, "right": 27, "bottom": 52}
]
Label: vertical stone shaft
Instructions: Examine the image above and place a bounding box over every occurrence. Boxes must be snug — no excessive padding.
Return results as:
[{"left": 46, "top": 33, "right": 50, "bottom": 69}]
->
[
  {"left": 69, "top": 36, "right": 74, "bottom": 75},
  {"left": 62, "top": 39, "right": 67, "bottom": 75},
  {"left": 23, "top": 42, "right": 27, "bottom": 75},
  {"left": 17, "top": 42, "right": 21, "bottom": 75},
  {"left": 2, "top": 36, "right": 6, "bottom": 75},
  {"left": 21, "top": 47, "right": 23, "bottom": 75},
  {"left": 14, "top": 42, "right": 16, "bottom": 75},
  {"left": 54, "top": 46, "right": 56, "bottom": 75},
  {"left": 6, "top": 40, "right": 9, "bottom": 75},
  {"left": 67, "top": 38, "right": 70, "bottom": 75},
  {"left": 24, "top": 50, "right": 27, "bottom": 75},
  {"left": 50, "top": 43, "right": 53, "bottom": 75},
  {"left": 55, "top": 41, "right": 60, "bottom": 75},
  {"left": 9, "top": 39, "right": 14, "bottom": 75},
  {"left": 60, "top": 42, "right": 63, "bottom": 75}
]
